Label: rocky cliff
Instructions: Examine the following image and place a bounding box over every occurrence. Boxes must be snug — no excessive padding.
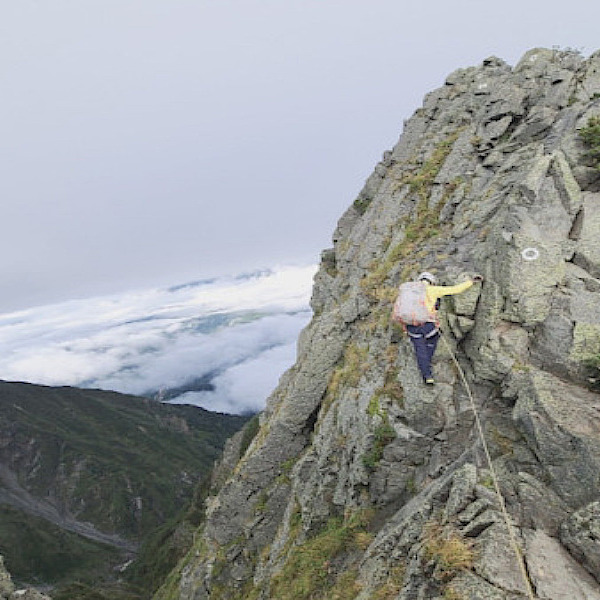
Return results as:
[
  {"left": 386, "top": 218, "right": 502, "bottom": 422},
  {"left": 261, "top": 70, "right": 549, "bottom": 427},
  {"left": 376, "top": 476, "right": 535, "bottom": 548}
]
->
[{"left": 156, "top": 48, "right": 600, "bottom": 600}]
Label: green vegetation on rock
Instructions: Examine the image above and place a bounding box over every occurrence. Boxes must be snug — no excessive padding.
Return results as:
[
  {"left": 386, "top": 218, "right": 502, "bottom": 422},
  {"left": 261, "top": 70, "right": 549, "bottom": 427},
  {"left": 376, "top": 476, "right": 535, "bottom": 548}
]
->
[
  {"left": 362, "top": 419, "right": 396, "bottom": 471},
  {"left": 579, "top": 116, "right": 600, "bottom": 170},
  {"left": 399, "top": 130, "right": 463, "bottom": 201},
  {"left": 270, "top": 510, "right": 373, "bottom": 600}
]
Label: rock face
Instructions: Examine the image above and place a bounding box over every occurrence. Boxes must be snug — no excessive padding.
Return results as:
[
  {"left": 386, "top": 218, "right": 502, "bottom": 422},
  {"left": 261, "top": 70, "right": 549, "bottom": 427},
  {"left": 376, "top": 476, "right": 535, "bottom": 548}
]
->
[{"left": 156, "top": 48, "right": 600, "bottom": 600}]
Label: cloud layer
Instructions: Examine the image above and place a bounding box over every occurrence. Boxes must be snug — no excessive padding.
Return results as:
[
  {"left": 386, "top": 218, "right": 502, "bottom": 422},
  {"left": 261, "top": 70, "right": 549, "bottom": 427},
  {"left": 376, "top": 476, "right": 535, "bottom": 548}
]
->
[{"left": 0, "top": 265, "right": 316, "bottom": 414}]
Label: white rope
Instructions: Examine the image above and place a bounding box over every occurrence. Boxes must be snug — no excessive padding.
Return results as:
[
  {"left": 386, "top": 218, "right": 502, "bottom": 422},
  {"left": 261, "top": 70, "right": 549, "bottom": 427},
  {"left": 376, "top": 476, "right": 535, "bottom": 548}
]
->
[{"left": 440, "top": 333, "right": 536, "bottom": 600}]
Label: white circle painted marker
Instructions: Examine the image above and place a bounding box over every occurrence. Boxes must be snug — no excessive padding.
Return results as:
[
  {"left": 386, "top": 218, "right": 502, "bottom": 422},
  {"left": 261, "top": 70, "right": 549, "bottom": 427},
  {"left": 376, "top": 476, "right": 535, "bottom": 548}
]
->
[{"left": 521, "top": 247, "right": 540, "bottom": 261}]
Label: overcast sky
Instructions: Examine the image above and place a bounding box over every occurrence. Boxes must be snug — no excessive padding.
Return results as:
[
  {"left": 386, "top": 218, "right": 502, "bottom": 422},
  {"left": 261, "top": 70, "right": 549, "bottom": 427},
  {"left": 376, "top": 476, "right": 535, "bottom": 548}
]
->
[{"left": 1, "top": 1, "right": 599, "bottom": 312}]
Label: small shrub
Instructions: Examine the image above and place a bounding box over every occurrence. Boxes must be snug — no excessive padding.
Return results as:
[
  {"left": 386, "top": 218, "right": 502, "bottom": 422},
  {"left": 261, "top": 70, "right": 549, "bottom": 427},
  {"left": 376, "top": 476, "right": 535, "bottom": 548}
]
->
[
  {"left": 276, "top": 457, "right": 297, "bottom": 484},
  {"left": 354, "top": 193, "right": 373, "bottom": 215},
  {"left": 479, "top": 474, "right": 494, "bottom": 490},
  {"left": 377, "top": 372, "right": 404, "bottom": 408},
  {"left": 254, "top": 491, "right": 268, "bottom": 514},
  {"left": 362, "top": 420, "right": 397, "bottom": 471},
  {"left": 579, "top": 116, "right": 600, "bottom": 170},
  {"left": 407, "top": 477, "right": 417, "bottom": 494},
  {"left": 289, "top": 503, "right": 303, "bottom": 533},
  {"left": 367, "top": 395, "right": 381, "bottom": 418}
]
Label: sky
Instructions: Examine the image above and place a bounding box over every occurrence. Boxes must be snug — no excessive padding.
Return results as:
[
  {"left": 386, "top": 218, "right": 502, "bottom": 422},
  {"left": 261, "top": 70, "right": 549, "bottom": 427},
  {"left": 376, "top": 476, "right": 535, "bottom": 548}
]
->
[{"left": 2, "top": 1, "right": 600, "bottom": 312}]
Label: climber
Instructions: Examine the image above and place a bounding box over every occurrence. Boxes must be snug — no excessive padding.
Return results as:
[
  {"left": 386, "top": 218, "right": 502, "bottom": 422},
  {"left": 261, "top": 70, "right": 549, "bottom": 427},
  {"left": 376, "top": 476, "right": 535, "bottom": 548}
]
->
[{"left": 392, "top": 271, "right": 483, "bottom": 384}]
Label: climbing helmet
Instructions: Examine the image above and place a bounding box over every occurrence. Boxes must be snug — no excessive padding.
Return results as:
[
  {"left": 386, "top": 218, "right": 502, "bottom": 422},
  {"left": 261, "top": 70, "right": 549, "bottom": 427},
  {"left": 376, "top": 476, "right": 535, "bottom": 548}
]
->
[{"left": 417, "top": 272, "right": 437, "bottom": 285}]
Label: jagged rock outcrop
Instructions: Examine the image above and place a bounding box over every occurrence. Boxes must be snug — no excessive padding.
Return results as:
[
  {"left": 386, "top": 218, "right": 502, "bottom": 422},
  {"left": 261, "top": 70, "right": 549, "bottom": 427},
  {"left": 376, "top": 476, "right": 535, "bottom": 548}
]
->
[{"left": 156, "top": 48, "right": 600, "bottom": 600}]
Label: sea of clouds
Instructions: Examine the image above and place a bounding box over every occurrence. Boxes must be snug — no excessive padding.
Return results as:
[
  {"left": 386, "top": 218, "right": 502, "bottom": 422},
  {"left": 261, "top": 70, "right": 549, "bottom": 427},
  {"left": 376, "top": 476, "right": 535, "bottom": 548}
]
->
[{"left": 0, "top": 265, "right": 317, "bottom": 414}]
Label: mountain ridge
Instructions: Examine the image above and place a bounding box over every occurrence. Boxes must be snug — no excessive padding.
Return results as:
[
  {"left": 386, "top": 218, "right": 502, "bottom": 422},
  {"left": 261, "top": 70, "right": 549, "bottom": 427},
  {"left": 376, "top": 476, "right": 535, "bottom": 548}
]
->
[{"left": 155, "top": 48, "right": 600, "bottom": 600}]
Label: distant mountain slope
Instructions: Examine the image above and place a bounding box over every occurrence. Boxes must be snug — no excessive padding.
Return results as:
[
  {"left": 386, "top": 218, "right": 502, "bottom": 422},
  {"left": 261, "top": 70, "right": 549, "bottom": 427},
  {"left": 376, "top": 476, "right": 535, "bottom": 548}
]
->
[{"left": 0, "top": 380, "right": 247, "bottom": 590}]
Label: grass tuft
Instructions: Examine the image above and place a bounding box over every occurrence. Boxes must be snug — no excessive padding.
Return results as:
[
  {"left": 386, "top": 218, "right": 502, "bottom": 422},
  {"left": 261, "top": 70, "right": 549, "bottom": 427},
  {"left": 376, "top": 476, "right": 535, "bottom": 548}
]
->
[{"left": 423, "top": 522, "right": 475, "bottom": 581}]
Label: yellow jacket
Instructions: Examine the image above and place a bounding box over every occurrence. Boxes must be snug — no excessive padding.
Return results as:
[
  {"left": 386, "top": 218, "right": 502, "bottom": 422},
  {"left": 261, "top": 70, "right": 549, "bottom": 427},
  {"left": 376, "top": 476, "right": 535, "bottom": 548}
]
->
[{"left": 424, "top": 280, "right": 474, "bottom": 316}]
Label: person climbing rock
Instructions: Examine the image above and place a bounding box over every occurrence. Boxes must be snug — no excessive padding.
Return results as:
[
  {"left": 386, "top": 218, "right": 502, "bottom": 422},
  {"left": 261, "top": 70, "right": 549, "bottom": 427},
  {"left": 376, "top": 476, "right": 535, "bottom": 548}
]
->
[{"left": 392, "top": 271, "right": 482, "bottom": 384}]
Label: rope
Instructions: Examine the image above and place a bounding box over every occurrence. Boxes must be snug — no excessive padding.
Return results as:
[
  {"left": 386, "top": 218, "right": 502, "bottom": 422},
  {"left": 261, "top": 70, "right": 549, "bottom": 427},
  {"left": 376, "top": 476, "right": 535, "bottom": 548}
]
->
[{"left": 440, "top": 333, "right": 536, "bottom": 600}]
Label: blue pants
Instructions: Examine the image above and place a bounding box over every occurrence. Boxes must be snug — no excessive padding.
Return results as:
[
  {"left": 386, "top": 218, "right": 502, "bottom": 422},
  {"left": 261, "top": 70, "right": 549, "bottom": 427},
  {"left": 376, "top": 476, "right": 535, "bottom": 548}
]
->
[{"left": 406, "top": 322, "right": 440, "bottom": 380}]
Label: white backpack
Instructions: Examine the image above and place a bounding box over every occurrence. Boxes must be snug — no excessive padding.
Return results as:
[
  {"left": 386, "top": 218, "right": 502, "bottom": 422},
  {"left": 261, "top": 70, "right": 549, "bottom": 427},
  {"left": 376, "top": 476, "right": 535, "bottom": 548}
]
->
[{"left": 391, "top": 281, "right": 434, "bottom": 326}]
